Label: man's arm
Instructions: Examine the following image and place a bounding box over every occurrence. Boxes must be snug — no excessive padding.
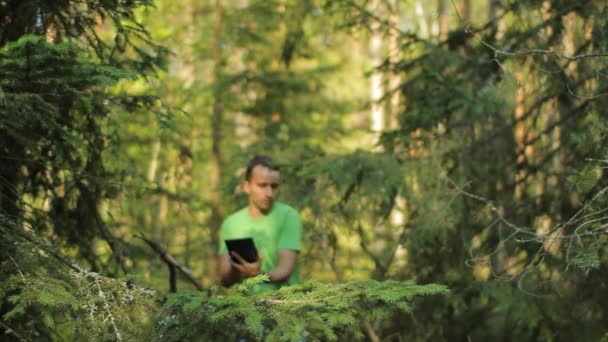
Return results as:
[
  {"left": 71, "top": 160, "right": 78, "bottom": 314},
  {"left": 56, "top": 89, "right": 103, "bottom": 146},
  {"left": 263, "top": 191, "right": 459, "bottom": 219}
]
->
[
  {"left": 222, "top": 249, "right": 298, "bottom": 284},
  {"left": 265, "top": 250, "right": 297, "bottom": 283},
  {"left": 219, "top": 253, "right": 241, "bottom": 286}
]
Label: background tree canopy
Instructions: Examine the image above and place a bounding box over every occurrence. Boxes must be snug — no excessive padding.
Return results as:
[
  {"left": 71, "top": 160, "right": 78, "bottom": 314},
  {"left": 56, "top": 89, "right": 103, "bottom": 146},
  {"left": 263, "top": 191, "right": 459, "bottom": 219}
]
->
[{"left": 1, "top": 0, "right": 607, "bottom": 340}]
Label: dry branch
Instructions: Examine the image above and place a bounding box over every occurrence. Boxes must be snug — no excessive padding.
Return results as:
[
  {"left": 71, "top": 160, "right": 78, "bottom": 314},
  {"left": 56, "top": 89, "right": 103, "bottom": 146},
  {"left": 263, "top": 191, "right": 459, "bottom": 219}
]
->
[{"left": 135, "top": 234, "right": 204, "bottom": 292}]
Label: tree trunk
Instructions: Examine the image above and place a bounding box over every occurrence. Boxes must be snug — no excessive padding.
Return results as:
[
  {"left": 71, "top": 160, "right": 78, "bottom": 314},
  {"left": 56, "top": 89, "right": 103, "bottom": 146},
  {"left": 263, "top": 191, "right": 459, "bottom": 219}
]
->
[
  {"left": 369, "top": 0, "right": 384, "bottom": 146},
  {"left": 178, "top": 133, "right": 194, "bottom": 267},
  {"left": 156, "top": 171, "right": 169, "bottom": 244},
  {"left": 513, "top": 71, "right": 527, "bottom": 201},
  {"left": 388, "top": 0, "right": 401, "bottom": 130},
  {"left": 488, "top": 0, "right": 498, "bottom": 31},
  {"left": 387, "top": 0, "right": 407, "bottom": 272},
  {"left": 415, "top": 0, "right": 431, "bottom": 39},
  {"left": 234, "top": 0, "right": 256, "bottom": 148},
  {"left": 458, "top": 0, "right": 471, "bottom": 22},
  {"left": 368, "top": 0, "right": 386, "bottom": 269},
  {"left": 146, "top": 135, "right": 162, "bottom": 241},
  {"left": 437, "top": 0, "right": 449, "bottom": 41},
  {"left": 547, "top": 11, "right": 578, "bottom": 257},
  {"left": 210, "top": 0, "right": 224, "bottom": 284},
  {"left": 0, "top": 140, "right": 21, "bottom": 223}
]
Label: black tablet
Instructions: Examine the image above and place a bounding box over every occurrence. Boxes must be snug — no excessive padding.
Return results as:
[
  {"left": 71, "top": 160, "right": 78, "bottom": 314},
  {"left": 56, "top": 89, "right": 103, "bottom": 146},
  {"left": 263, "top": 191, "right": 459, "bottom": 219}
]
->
[{"left": 225, "top": 238, "right": 258, "bottom": 263}]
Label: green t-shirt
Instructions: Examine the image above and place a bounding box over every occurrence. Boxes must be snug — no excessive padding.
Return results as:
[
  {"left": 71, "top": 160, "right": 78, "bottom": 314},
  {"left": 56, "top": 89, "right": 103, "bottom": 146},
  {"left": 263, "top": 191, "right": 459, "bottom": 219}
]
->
[{"left": 218, "top": 201, "right": 302, "bottom": 293}]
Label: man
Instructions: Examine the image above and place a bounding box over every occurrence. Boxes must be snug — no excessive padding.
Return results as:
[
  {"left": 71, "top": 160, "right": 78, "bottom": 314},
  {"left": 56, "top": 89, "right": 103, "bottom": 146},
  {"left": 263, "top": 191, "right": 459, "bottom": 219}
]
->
[{"left": 218, "top": 156, "right": 302, "bottom": 293}]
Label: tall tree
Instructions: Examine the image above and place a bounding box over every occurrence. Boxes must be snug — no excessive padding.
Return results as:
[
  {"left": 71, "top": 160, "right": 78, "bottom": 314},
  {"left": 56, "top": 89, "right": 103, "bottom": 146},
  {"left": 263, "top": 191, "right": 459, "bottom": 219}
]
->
[{"left": 209, "top": 0, "right": 225, "bottom": 284}]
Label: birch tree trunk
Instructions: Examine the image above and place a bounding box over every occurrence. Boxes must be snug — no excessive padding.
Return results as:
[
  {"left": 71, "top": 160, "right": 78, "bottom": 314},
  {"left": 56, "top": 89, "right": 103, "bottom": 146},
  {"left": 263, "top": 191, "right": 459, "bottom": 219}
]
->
[
  {"left": 369, "top": 0, "right": 384, "bottom": 146},
  {"left": 415, "top": 0, "right": 431, "bottom": 39}
]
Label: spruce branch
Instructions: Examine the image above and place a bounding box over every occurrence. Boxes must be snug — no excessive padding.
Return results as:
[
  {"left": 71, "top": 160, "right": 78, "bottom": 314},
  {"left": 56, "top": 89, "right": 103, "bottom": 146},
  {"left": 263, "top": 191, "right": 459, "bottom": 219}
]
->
[
  {"left": 159, "top": 278, "right": 448, "bottom": 341},
  {"left": 94, "top": 276, "right": 123, "bottom": 342}
]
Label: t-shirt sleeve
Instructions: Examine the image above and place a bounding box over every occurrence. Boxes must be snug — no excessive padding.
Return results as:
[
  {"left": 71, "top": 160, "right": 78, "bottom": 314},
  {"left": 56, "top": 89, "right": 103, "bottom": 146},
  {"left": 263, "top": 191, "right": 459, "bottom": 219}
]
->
[
  {"left": 218, "top": 220, "right": 229, "bottom": 255},
  {"left": 278, "top": 209, "right": 302, "bottom": 251}
]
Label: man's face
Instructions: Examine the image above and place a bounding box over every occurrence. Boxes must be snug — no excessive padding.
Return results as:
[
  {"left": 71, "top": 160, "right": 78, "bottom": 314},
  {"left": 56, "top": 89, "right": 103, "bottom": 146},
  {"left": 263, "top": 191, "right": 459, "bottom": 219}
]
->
[{"left": 243, "top": 165, "right": 280, "bottom": 214}]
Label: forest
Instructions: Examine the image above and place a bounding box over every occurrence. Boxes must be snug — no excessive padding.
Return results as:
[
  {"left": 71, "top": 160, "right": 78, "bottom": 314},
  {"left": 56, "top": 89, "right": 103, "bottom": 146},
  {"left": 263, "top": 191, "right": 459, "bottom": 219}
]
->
[{"left": 1, "top": 0, "right": 607, "bottom": 341}]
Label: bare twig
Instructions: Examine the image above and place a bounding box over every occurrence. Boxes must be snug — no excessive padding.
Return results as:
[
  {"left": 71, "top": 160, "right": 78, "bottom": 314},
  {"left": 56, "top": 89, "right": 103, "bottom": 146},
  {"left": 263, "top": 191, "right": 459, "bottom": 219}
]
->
[
  {"left": 258, "top": 298, "right": 322, "bottom": 305},
  {"left": 8, "top": 255, "right": 26, "bottom": 282},
  {"left": 466, "top": 24, "right": 608, "bottom": 61},
  {"left": 566, "top": 83, "right": 608, "bottom": 100},
  {"left": 446, "top": 175, "right": 608, "bottom": 287},
  {"left": 0, "top": 216, "right": 85, "bottom": 273},
  {"left": 356, "top": 223, "right": 388, "bottom": 277},
  {"left": 0, "top": 320, "right": 30, "bottom": 342},
  {"left": 445, "top": 178, "right": 536, "bottom": 238}
]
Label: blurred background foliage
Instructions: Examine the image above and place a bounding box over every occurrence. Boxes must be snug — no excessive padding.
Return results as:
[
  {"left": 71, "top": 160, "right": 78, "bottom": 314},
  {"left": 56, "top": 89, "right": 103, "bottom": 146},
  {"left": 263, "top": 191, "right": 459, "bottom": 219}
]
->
[{"left": 1, "top": 0, "right": 608, "bottom": 340}]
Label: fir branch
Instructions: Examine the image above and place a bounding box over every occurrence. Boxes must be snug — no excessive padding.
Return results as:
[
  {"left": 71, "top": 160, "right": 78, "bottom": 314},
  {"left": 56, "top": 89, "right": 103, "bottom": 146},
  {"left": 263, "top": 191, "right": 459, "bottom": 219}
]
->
[
  {"left": 0, "top": 215, "right": 85, "bottom": 274},
  {"left": 159, "top": 278, "right": 448, "bottom": 341}
]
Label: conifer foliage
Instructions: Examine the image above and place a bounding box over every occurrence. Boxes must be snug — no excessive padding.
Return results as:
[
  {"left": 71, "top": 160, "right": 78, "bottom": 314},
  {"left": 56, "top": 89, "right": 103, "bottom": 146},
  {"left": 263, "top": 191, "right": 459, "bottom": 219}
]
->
[
  {"left": 0, "top": 33, "right": 151, "bottom": 340},
  {"left": 1, "top": 215, "right": 157, "bottom": 341},
  {"left": 158, "top": 276, "right": 448, "bottom": 341},
  {"left": 0, "top": 1, "right": 450, "bottom": 341},
  {"left": 0, "top": 32, "right": 133, "bottom": 275},
  {"left": 0, "top": 0, "right": 166, "bottom": 339}
]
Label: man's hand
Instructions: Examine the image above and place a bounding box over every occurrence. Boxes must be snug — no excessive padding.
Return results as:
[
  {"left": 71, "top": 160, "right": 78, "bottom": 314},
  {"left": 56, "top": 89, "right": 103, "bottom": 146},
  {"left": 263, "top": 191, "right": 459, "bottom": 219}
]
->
[{"left": 230, "top": 251, "right": 263, "bottom": 278}]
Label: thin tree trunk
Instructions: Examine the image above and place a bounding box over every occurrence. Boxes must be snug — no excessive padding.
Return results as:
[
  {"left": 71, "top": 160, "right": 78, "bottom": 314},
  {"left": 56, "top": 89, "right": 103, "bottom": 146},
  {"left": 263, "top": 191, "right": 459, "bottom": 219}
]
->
[
  {"left": 489, "top": 0, "right": 497, "bottom": 27},
  {"left": 514, "top": 71, "right": 527, "bottom": 201},
  {"left": 415, "top": 0, "right": 431, "bottom": 39},
  {"left": 368, "top": 0, "right": 387, "bottom": 271},
  {"left": 458, "top": 0, "right": 471, "bottom": 22},
  {"left": 549, "top": 12, "right": 578, "bottom": 256},
  {"left": 369, "top": 0, "right": 384, "bottom": 146},
  {"left": 156, "top": 171, "right": 169, "bottom": 243},
  {"left": 147, "top": 139, "right": 161, "bottom": 184},
  {"left": 179, "top": 133, "right": 194, "bottom": 267},
  {"left": 388, "top": 0, "right": 401, "bottom": 130},
  {"left": 437, "top": 0, "right": 449, "bottom": 41},
  {"left": 387, "top": 0, "right": 407, "bottom": 271},
  {"left": 145, "top": 134, "right": 161, "bottom": 241},
  {"left": 234, "top": 0, "right": 255, "bottom": 148},
  {"left": 210, "top": 0, "right": 224, "bottom": 284},
  {"left": 0, "top": 141, "right": 21, "bottom": 223},
  {"left": 366, "top": 2, "right": 387, "bottom": 340},
  {"left": 555, "top": 11, "right": 578, "bottom": 202}
]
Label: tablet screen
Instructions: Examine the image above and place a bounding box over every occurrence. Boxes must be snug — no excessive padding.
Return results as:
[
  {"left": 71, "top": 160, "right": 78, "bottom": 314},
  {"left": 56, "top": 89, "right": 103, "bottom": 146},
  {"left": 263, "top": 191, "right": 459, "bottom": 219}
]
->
[{"left": 225, "top": 238, "right": 258, "bottom": 263}]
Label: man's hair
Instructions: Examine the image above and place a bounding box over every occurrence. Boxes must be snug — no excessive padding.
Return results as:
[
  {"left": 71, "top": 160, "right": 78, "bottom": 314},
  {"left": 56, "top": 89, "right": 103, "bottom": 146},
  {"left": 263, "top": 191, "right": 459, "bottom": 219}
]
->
[{"left": 245, "top": 155, "right": 280, "bottom": 180}]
